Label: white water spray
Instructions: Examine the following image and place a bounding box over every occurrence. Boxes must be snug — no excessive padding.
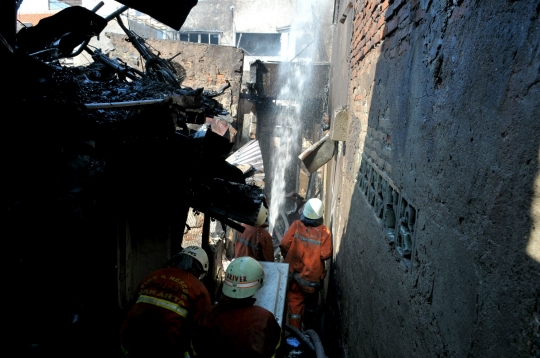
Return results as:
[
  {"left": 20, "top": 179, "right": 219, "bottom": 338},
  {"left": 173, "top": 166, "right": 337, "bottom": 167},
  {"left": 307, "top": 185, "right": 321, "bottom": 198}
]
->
[{"left": 268, "top": 0, "right": 326, "bottom": 238}]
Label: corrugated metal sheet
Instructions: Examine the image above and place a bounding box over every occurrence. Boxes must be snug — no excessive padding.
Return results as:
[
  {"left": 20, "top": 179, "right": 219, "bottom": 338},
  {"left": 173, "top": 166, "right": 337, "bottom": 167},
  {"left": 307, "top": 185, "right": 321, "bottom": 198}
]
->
[{"left": 226, "top": 140, "right": 265, "bottom": 178}]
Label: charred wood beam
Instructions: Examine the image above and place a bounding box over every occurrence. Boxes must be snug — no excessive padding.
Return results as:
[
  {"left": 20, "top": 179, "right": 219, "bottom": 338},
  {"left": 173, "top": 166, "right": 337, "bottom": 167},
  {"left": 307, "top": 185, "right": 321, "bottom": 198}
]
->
[
  {"left": 204, "top": 80, "right": 231, "bottom": 98},
  {"left": 170, "top": 206, "right": 189, "bottom": 255},
  {"left": 201, "top": 214, "right": 215, "bottom": 301},
  {"left": 190, "top": 208, "right": 244, "bottom": 233},
  {"left": 85, "top": 47, "right": 146, "bottom": 81}
]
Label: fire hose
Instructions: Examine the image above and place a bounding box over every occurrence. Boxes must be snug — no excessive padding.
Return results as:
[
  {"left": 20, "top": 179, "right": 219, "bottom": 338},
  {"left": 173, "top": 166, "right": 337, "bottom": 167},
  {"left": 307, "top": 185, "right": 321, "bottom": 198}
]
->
[{"left": 285, "top": 324, "right": 328, "bottom": 357}]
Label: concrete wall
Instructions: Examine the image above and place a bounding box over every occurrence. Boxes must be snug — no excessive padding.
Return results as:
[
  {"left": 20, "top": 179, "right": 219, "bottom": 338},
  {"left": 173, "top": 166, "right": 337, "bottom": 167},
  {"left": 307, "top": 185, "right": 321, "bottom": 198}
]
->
[
  {"left": 182, "top": 0, "right": 296, "bottom": 47},
  {"left": 326, "top": 0, "right": 540, "bottom": 357},
  {"left": 184, "top": 0, "right": 334, "bottom": 70},
  {"left": 105, "top": 33, "right": 244, "bottom": 120}
]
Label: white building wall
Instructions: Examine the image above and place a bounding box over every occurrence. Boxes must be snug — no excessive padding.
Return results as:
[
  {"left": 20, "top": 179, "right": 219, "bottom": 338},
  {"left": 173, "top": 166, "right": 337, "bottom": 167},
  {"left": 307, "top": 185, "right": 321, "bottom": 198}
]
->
[
  {"left": 182, "top": 0, "right": 296, "bottom": 48},
  {"left": 18, "top": 0, "right": 50, "bottom": 13}
]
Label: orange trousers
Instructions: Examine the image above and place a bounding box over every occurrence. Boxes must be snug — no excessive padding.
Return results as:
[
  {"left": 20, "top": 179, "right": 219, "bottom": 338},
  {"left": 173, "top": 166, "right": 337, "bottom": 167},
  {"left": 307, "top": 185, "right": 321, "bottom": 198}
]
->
[{"left": 287, "top": 280, "right": 319, "bottom": 330}]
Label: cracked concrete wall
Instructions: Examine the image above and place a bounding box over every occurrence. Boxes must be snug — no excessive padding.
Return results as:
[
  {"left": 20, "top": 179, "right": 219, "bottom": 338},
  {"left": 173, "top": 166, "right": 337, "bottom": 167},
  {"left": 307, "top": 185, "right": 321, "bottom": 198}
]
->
[
  {"left": 327, "top": 0, "right": 540, "bottom": 357},
  {"left": 106, "top": 33, "right": 244, "bottom": 121}
]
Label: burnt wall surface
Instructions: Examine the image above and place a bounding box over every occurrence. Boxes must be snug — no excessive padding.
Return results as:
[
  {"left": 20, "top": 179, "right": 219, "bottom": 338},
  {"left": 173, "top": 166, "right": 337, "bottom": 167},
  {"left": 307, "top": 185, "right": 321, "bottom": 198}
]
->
[
  {"left": 106, "top": 33, "right": 243, "bottom": 120},
  {"left": 327, "top": 0, "right": 540, "bottom": 357}
]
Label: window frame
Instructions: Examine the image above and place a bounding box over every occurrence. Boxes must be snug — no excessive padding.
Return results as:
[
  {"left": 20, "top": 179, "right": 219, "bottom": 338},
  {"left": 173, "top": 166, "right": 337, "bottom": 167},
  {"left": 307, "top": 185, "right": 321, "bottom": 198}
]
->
[{"left": 178, "top": 32, "right": 220, "bottom": 45}]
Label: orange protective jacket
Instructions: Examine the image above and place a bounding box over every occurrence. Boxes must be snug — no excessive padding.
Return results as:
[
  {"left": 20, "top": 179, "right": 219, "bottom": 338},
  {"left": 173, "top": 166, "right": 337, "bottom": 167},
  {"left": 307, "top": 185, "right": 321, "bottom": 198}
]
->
[
  {"left": 120, "top": 267, "right": 211, "bottom": 356},
  {"left": 192, "top": 297, "right": 281, "bottom": 358},
  {"left": 235, "top": 224, "right": 275, "bottom": 262},
  {"left": 279, "top": 220, "right": 332, "bottom": 290}
]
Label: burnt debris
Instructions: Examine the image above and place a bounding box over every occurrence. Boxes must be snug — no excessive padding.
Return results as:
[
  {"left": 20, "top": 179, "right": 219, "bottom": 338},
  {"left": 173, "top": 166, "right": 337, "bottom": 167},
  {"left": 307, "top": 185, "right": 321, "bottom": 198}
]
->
[
  {"left": 7, "top": 5, "right": 265, "bottom": 230},
  {"left": 5, "top": 4, "right": 267, "bottom": 357}
]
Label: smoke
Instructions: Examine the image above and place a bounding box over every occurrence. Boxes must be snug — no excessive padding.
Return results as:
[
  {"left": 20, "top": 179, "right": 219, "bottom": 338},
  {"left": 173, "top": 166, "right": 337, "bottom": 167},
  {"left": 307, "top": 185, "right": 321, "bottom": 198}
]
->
[{"left": 268, "top": 0, "right": 325, "bottom": 238}]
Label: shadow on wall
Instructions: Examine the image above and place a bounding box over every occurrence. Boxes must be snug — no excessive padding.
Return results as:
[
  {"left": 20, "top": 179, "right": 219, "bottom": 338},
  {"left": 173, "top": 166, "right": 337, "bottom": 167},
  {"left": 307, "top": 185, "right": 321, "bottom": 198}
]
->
[{"left": 324, "top": 1, "right": 540, "bottom": 357}]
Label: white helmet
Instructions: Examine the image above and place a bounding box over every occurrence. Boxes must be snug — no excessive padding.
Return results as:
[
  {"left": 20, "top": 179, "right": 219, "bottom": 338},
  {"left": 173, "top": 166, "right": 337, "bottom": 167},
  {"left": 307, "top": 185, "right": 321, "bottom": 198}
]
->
[
  {"left": 222, "top": 257, "right": 265, "bottom": 299},
  {"left": 179, "top": 246, "right": 209, "bottom": 279},
  {"left": 303, "top": 198, "right": 324, "bottom": 220}
]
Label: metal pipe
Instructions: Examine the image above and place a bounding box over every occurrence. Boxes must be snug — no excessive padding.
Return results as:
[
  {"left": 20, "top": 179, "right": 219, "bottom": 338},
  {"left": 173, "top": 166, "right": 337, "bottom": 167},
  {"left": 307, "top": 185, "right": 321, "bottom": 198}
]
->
[
  {"left": 104, "top": 5, "right": 129, "bottom": 22},
  {"left": 91, "top": 1, "right": 105, "bottom": 12},
  {"left": 168, "top": 50, "right": 182, "bottom": 61},
  {"left": 66, "top": 1, "right": 107, "bottom": 58},
  {"left": 67, "top": 40, "right": 89, "bottom": 57},
  {"left": 85, "top": 98, "right": 164, "bottom": 109}
]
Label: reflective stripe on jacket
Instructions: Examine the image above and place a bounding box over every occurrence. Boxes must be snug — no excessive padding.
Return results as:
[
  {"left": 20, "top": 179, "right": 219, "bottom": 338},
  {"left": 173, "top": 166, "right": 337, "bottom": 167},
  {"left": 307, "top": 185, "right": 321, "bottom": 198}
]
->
[
  {"left": 279, "top": 220, "right": 332, "bottom": 284},
  {"left": 120, "top": 267, "right": 211, "bottom": 356},
  {"left": 136, "top": 295, "right": 189, "bottom": 318},
  {"left": 235, "top": 224, "right": 275, "bottom": 262}
]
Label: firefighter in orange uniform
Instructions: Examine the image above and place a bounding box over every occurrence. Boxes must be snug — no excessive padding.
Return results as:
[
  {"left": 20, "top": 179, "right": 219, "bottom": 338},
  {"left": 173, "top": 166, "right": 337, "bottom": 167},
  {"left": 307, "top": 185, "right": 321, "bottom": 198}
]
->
[
  {"left": 279, "top": 198, "right": 332, "bottom": 330},
  {"left": 120, "top": 246, "right": 211, "bottom": 358},
  {"left": 192, "top": 257, "right": 282, "bottom": 357},
  {"left": 235, "top": 222, "right": 275, "bottom": 262}
]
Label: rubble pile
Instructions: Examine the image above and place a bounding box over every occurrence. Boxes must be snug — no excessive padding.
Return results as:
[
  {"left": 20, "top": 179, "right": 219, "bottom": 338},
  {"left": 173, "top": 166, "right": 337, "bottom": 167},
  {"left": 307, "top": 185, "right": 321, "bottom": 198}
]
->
[
  {"left": 7, "top": 5, "right": 265, "bottom": 228},
  {"left": 5, "top": 4, "right": 267, "bottom": 357},
  {"left": 69, "top": 62, "right": 230, "bottom": 122}
]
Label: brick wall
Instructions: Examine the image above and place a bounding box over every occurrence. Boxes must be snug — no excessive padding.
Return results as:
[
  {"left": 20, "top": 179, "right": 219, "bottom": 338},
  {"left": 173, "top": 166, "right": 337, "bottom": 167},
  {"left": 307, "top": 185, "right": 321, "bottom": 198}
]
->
[
  {"left": 327, "top": 0, "right": 540, "bottom": 357},
  {"left": 349, "top": 0, "right": 430, "bottom": 180}
]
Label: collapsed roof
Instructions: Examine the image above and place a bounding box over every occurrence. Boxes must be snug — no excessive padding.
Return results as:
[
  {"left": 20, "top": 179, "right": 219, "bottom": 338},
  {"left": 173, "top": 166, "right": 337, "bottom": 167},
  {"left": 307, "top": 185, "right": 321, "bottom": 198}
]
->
[{"left": 7, "top": 3, "right": 266, "bottom": 233}]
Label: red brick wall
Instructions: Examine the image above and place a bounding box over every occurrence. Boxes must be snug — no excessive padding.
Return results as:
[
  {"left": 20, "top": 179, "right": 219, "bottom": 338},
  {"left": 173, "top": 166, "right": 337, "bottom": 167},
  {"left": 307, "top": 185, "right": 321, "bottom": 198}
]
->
[{"left": 351, "top": 0, "right": 425, "bottom": 70}]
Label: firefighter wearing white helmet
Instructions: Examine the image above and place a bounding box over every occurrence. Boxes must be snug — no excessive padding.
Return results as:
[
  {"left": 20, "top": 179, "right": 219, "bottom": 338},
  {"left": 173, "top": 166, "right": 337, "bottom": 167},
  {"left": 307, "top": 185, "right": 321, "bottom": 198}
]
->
[
  {"left": 222, "top": 256, "right": 265, "bottom": 298},
  {"left": 120, "top": 246, "right": 211, "bottom": 357},
  {"left": 234, "top": 200, "right": 274, "bottom": 262},
  {"left": 279, "top": 197, "right": 333, "bottom": 330},
  {"left": 192, "top": 256, "right": 282, "bottom": 357},
  {"left": 172, "top": 245, "right": 209, "bottom": 279},
  {"left": 302, "top": 198, "right": 324, "bottom": 219}
]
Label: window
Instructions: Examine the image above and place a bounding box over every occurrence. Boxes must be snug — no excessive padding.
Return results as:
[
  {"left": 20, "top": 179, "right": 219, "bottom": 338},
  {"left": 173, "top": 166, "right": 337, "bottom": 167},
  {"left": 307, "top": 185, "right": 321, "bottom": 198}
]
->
[
  {"left": 178, "top": 32, "right": 220, "bottom": 45},
  {"left": 49, "top": 0, "right": 82, "bottom": 10},
  {"left": 236, "top": 33, "right": 281, "bottom": 56}
]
